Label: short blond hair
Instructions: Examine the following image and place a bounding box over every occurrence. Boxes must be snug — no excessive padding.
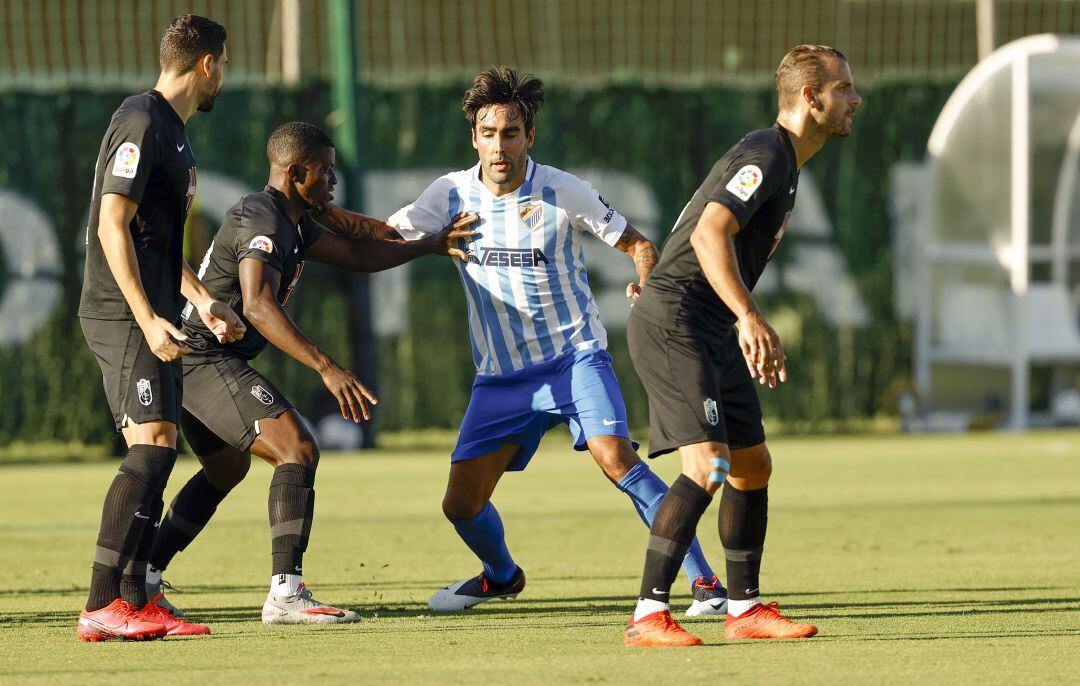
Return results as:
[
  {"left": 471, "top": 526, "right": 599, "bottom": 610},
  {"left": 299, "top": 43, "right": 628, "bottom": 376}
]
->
[{"left": 774, "top": 45, "right": 847, "bottom": 111}]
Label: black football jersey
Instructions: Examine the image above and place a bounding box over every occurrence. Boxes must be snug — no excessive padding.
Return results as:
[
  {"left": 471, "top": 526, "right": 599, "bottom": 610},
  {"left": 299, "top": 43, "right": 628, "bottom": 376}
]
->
[
  {"left": 182, "top": 187, "right": 323, "bottom": 361},
  {"left": 79, "top": 90, "right": 197, "bottom": 322},
  {"left": 634, "top": 123, "right": 798, "bottom": 337}
]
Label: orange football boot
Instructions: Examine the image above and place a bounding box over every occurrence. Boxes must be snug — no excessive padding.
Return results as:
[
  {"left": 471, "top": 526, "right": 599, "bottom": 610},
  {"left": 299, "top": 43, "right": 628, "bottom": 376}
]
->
[
  {"left": 77, "top": 598, "right": 167, "bottom": 642},
  {"left": 624, "top": 610, "right": 704, "bottom": 647},
  {"left": 724, "top": 601, "right": 817, "bottom": 639},
  {"left": 137, "top": 594, "right": 211, "bottom": 636}
]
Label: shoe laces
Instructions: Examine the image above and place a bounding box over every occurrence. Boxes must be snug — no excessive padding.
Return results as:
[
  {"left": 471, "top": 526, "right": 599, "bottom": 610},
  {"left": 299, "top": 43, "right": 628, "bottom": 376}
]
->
[
  {"left": 692, "top": 575, "right": 718, "bottom": 591},
  {"left": 147, "top": 593, "right": 175, "bottom": 617},
  {"left": 160, "top": 578, "right": 181, "bottom": 593},
  {"left": 755, "top": 601, "right": 784, "bottom": 620},
  {"left": 480, "top": 574, "right": 489, "bottom": 593},
  {"left": 113, "top": 600, "right": 141, "bottom": 620}
]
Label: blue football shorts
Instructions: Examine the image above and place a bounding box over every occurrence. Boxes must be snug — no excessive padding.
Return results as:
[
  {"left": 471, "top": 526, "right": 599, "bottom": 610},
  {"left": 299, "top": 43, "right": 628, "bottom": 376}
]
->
[{"left": 451, "top": 349, "right": 638, "bottom": 470}]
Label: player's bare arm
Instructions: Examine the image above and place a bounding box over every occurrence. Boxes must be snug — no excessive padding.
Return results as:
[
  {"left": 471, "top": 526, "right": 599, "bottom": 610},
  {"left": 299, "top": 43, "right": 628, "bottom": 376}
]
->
[
  {"left": 690, "top": 201, "right": 786, "bottom": 387},
  {"left": 306, "top": 209, "right": 478, "bottom": 271},
  {"left": 97, "top": 192, "right": 191, "bottom": 362},
  {"left": 238, "top": 256, "right": 376, "bottom": 422},
  {"left": 307, "top": 202, "right": 403, "bottom": 241},
  {"left": 614, "top": 223, "right": 658, "bottom": 300},
  {"left": 180, "top": 260, "right": 246, "bottom": 344}
]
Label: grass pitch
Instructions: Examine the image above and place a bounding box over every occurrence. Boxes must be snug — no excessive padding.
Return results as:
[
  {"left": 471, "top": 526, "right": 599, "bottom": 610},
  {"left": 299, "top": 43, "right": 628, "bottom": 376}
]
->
[{"left": 1, "top": 431, "right": 1078, "bottom": 685}]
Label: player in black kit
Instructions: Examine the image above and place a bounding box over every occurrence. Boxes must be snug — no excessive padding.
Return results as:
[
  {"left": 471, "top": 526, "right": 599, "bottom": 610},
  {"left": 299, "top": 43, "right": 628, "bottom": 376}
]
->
[
  {"left": 622, "top": 45, "right": 862, "bottom": 646},
  {"left": 139, "top": 122, "right": 476, "bottom": 625},
  {"left": 77, "top": 15, "right": 246, "bottom": 642}
]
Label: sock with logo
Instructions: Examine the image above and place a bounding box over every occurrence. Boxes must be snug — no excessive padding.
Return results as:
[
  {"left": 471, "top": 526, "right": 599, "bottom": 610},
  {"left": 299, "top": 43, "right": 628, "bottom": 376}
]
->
[
  {"left": 617, "top": 462, "right": 716, "bottom": 587},
  {"left": 719, "top": 484, "right": 768, "bottom": 607},
  {"left": 450, "top": 501, "right": 517, "bottom": 585},
  {"left": 86, "top": 445, "right": 177, "bottom": 611},
  {"left": 268, "top": 463, "right": 316, "bottom": 583},
  {"left": 149, "top": 469, "right": 230, "bottom": 572},
  {"left": 122, "top": 491, "right": 164, "bottom": 608},
  {"left": 270, "top": 573, "right": 303, "bottom": 597},
  {"left": 637, "top": 475, "right": 713, "bottom": 604}
]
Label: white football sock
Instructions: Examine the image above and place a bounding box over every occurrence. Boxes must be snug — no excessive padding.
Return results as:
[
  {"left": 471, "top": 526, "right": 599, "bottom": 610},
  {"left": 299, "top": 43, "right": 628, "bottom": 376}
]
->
[
  {"left": 271, "top": 573, "right": 302, "bottom": 597},
  {"left": 633, "top": 598, "right": 670, "bottom": 621},
  {"left": 727, "top": 596, "right": 761, "bottom": 617}
]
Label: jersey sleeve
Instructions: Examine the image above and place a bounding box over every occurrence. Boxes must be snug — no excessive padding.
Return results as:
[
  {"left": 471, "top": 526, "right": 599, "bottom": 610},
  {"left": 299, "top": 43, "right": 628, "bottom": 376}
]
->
[
  {"left": 99, "top": 110, "right": 158, "bottom": 205},
  {"left": 387, "top": 177, "right": 453, "bottom": 242},
  {"left": 557, "top": 171, "right": 628, "bottom": 247},
  {"left": 234, "top": 200, "right": 286, "bottom": 275},
  {"left": 706, "top": 144, "right": 789, "bottom": 230},
  {"left": 298, "top": 214, "right": 324, "bottom": 249}
]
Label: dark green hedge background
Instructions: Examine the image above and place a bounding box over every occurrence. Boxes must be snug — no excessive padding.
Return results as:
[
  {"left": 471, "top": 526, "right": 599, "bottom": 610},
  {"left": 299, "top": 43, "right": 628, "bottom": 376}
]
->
[{"left": 0, "top": 81, "right": 953, "bottom": 445}]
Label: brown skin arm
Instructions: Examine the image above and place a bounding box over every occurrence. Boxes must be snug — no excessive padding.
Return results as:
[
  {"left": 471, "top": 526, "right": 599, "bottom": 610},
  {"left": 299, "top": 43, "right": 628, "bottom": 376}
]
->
[
  {"left": 614, "top": 223, "right": 658, "bottom": 300},
  {"left": 306, "top": 203, "right": 403, "bottom": 241},
  {"left": 689, "top": 201, "right": 787, "bottom": 388},
  {"left": 238, "top": 257, "right": 377, "bottom": 421},
  {"left": 305, "top": 208, "right": 477, "bottom": 272}
]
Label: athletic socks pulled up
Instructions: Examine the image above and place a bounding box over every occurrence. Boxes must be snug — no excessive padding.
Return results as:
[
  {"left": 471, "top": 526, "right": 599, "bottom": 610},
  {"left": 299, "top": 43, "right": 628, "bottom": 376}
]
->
[
  {"left": 719, "top": 485, "right": 768, "bottom": 607},
  {"left": 451, "top": 501, "right": 517, "bottom": 585},
  {"left": 86, "top": 445, "right": 177, "bottom": 611},
  {"left": 638, "top": 475, "right": 713, "bottom": 604},
  {"left": 149, "top": 469, "right": 230, "bottom": 572},
  {"left": 268, "top": 463, "right": 316, "bottom": 579},
  {"left": 616, "top": 461, "right": 715, "bottom": 586}
]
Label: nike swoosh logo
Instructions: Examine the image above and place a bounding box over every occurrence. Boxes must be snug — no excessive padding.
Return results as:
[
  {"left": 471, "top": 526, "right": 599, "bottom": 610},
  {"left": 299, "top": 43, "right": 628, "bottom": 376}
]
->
[
  {"left": 651, "top": 588, "right": 669, "bottom": 595},
  {"left": 602, "top": 418, "right": 623, "bottom": 426},
  {"left": 177, "top": 142, "right": 185, "bottom": 152},
  {"left": 788, "top": 186, "right": 796, "bottom": 194},
  {"left": 134, "top": 512, "right": 149, "bottom": 519},
  {"left": 745, "top": 588, "right": 759, "bottom": 595},
  {"left": 294, "top": 566, "right": 302, "bottom": 573}
]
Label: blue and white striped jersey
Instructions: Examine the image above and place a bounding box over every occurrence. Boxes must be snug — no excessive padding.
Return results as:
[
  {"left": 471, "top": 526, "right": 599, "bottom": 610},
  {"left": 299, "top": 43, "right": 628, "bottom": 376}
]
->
[{"left": 388, "top": 158, "right": 627, "bottom": 376}]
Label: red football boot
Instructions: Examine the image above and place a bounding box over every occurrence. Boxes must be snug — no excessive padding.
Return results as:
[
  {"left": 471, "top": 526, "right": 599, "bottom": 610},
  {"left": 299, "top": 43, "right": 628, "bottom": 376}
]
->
[
  {"left": 138, "top": 594, "right": 211, "bottom": 636},
  {"left": 725, "top": 601, "right": 818, "bottom": 639},
  {"left": 624, "top": 610, "right": 704, "bottom": 647},
  {"left": 77, "top": 598, "right": 167, "bottom": 642}
]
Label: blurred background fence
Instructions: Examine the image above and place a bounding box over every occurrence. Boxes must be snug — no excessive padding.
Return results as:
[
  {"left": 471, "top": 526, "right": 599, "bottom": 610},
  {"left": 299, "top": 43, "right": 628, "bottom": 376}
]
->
[{"left": 1, "top": 0, "right": 1077, "bottom": 446}]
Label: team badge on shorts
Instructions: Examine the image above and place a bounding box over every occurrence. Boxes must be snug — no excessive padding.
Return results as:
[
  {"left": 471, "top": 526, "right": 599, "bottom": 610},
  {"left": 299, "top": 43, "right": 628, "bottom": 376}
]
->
[
  {"left": 137, "top": 378, "right": 153, "bottom": 406},
  {"left": 251, "top": 385, "right": 274, "bottom": 405},
  {"left": 703, "top": 397, "right": 719, "bottom": 426}
]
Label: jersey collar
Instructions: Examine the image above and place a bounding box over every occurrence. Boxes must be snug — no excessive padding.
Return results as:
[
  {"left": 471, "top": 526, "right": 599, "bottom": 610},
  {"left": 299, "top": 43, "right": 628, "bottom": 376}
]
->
[{"left": 148, "top": 90, "right": 185, "bottom": 129}]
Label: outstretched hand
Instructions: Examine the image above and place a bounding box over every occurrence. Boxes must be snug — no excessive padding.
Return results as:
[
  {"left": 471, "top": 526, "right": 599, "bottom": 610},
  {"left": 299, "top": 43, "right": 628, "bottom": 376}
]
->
[
  {"left": 428, "top": 212, "right": 479, "bottom": 262},
  {"left": 736, "top": 312, "right": 787, "bottom": 389}
]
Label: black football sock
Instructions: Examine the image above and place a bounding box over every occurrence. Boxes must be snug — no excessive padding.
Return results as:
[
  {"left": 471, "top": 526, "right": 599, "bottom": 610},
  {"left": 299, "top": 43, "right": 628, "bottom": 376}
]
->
[
  {"left": 86, "top": 445, "right": 176, "bottom": 611},
  {"left": 638, "top": 475, "right": 713, "bottom": 603},
  {"left": 719, "top": 485, "right": 768, "bottom": 600},
  {"left": 268, "top": 464, "right": 316, "bottom": 581},
  {"left": 149, "top": 470, "right": 230, "bottom": 572},
  {"left": 121, "top": 492, "right": 164, "bottom": 608}
]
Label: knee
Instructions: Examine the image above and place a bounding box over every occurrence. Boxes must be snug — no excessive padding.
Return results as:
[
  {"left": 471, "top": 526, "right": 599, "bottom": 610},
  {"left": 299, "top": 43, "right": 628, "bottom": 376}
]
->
[
  {"left": 593, "top": 442, "right": 639, "bottom": 482},
  {"left": 270, "top": 434, "right": 320, "bottom": 469},
  {"left": 442, "top": 489, "right": 485, "bottom": 521},
  {"left": 204, "top": 451, "right": 251, "bottom": 492},
  {"left": 728, "top": 447, "right": 772, "bottom": 490}
]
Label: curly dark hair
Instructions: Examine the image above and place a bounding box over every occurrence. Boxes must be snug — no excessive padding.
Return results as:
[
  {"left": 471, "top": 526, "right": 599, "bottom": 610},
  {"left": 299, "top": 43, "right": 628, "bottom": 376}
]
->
[
  {"left": 462, "top": 66, "right": 545, "bottom": 132},
  {"left": 266, "top": 122, "right": 335, "bottom": 167},
  {"left": 159, "top": 14, "right": 227, "bottom": 74}
]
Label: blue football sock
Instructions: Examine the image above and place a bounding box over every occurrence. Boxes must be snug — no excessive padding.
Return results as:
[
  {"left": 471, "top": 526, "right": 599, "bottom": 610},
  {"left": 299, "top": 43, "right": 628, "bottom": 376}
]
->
[
  {"left": 450, "top": 501, "right": 517, "bottom": 585},
  {"left": 616, "top": 461, "right": 716, "bottom": 587}
]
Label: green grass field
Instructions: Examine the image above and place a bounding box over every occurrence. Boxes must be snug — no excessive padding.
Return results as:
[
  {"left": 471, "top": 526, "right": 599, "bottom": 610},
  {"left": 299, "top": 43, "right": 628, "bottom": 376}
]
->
[{"left": 2, "top": 431, "right": 1079, "bottom": 685}]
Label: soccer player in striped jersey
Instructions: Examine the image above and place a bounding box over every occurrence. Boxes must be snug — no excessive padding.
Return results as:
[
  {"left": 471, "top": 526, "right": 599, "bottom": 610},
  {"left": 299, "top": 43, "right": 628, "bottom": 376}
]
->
[{"left": 388, "top": 66, "right": 728, "bottom": 614}]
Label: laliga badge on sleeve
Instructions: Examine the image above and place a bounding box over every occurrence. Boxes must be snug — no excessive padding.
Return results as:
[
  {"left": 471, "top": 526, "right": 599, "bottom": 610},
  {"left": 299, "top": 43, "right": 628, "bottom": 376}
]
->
[
  {"left": 725, "top": 164, "right": 763, "bottom": 202},
  {"left": 248, "top": 236, "right": 275, "bottom": 254},
  {"left": 112, "top": 142, "right": 140, "bottom": 179}
]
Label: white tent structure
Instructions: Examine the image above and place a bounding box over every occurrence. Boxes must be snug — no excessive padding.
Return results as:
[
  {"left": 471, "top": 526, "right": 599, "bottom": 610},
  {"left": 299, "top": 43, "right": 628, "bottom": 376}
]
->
[{"left": 916, "top": 34, "right": 1080, "bottom": 429}]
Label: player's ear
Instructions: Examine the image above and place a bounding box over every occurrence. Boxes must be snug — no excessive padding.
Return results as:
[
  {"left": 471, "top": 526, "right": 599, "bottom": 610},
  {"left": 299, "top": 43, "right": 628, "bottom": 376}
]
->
[
  {"left": 199, "top": 53, "right": 214, "bottom": 78},
  {"left": 526, "top": 127, "right": 535, "bottom": 149},
  {"left": 471, "top": 126, "right": 479, "bottom": 151},
  {"left": 802, "top": 84, "right": 818, "bottom": 110},
  {"left": 286, "top": 163, "right": 305, "bottom": 184}
]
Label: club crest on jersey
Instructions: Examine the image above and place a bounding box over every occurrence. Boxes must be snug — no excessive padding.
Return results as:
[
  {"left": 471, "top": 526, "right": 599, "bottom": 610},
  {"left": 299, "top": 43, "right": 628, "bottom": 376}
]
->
[
  {"left": 136, "top": 378, "right": 153, "bottom": 406},
  {"left": 704, "top": 397, "right": 719, "bottom": 426},
  {"left": 725, "top": 164, "right": 763, "bottom": 202},
  {"left": 479, "top": 247, "right": 550, "bottom": 268},
  {"left": 248, "top": 236, "right": 274, "bottom": 254},
  {"left": 251, "top": 385, "right": 274, "bottom": 405},
  {"left": 112, "top": 142, "right": 140, "bottom": 179},
  {"left": 519, "top": 202, "right": 543, "bottom": 230}
]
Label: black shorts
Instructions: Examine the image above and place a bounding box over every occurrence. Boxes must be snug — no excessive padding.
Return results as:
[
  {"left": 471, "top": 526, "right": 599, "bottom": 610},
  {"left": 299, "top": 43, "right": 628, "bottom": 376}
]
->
[
  {"left": 181, "top": 355, "right": 292, "bottom": 451},
  {"left": 627, "top": 312, "right": 765, "bottom": 458},
  {"left": 80, "top": 317, "right": 183, "bottom": 429}
]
